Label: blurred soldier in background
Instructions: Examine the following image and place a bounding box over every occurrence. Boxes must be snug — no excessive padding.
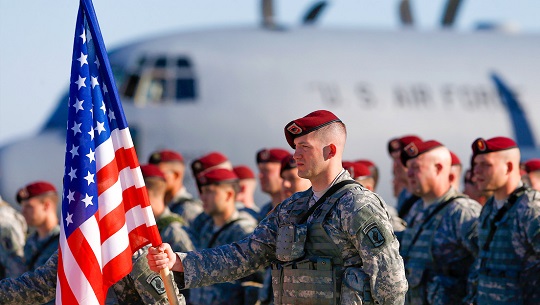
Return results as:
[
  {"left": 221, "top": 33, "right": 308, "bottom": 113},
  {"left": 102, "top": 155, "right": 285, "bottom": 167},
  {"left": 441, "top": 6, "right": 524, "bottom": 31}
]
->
[
  {"left": 0, "top": 195, "right": 27, "bottom": 279},
  {"left": 148, "top": 149, "right": 203, "bottom": 227},
  {"left": 467, "top": 137, "right": 540, "bottom": 305},
  {"left": 17, "top": 181, "right": 59, "bottom": 274},
  {"left": 399, "top": 140, "right": 481, "bottom": 304}
]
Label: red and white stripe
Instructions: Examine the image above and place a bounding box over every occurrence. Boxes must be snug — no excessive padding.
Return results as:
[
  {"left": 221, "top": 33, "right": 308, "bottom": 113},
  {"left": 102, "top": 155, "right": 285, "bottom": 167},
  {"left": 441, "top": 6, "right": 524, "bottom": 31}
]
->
[{"left": 57, "top": 127, "right": 161, "bottom": 305}]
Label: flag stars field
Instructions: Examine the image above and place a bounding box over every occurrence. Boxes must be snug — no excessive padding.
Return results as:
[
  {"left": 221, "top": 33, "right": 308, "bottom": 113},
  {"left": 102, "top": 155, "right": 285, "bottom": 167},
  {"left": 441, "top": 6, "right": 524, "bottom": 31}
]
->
[{"left": 76, "top": 75, "right": 86, "bottom": 90}]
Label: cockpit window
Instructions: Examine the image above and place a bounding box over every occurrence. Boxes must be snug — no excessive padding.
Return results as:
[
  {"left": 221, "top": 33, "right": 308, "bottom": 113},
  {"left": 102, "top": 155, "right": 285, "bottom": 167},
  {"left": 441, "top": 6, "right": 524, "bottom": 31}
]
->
[{"left": 119, "top": 55, "right": 197, "bottom": 106}]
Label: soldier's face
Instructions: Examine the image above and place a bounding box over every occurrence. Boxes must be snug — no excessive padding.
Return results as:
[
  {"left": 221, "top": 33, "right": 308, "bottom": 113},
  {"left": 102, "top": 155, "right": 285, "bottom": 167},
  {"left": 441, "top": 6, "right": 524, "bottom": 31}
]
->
[
  {"left": 293, "top": 133, "right": 326, "bottom": 180},
  {"left": 473, "top": 153, "right": 508, "bottom": 192},
  {"left": 406, "top": 155, "right": 438, "bottom": 197},
  {"left": 281, "top": 168, "right": 311, "bottom": 198},
  {"left": 21, "top": 197, "right": 47, "bottom": 227},
  {"left": 200, "top": 184, "right": 232, "bottom": 216},
  {"left": 528, "top": 172, "right": 540, "bottom": 191},
  {"left": 257, "top": 162, "right": 283, "bottom": 195}
]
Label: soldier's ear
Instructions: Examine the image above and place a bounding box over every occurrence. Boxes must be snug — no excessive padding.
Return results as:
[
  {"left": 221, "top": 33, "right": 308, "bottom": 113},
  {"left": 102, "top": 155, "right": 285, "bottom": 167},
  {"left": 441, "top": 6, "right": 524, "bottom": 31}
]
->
[
  {"left": 323, "top": 144, "right": 337, "bottom": 160},
  {"left": 506, "top": 161, "right": 514, "bottom": 175}
]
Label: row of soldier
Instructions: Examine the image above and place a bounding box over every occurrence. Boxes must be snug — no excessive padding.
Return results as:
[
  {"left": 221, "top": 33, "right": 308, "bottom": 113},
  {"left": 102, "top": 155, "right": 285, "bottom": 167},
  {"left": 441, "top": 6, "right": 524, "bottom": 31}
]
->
[{"left": 1, "top": 109, "right": 539, "bottom": 304}]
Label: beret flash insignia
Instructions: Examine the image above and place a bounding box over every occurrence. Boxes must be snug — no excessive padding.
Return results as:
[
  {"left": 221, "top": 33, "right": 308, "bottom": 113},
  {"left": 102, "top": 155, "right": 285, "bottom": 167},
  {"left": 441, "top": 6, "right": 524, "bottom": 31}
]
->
[
  {"left": 404, "top": 142, "right": 419, "bottom": 157},
  {"left": 287, "top": 123, "right": 302, "bottom": 135}
]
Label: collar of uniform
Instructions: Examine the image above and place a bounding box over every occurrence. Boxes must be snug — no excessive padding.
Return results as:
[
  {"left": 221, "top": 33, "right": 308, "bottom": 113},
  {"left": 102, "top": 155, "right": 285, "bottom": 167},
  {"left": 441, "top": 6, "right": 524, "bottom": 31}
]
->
[
  {"left": 159, "top": 206, "right": 173, "bottom": 219},
  {"left": 422, "top": 187, "right": 459, "bottom": 209},
  {"left": 172, "top": 186, "right": 193, "bottom": 203},
  {"left": 212, "top": 209, "right": 240, "bottom": 232},
  {"left": 313, "top": 168, "right": 349, "bottom": 200}
]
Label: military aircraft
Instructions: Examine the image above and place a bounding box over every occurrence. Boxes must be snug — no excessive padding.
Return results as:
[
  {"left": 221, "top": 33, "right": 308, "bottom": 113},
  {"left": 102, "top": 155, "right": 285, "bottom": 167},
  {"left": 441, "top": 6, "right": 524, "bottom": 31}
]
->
[{"left": 0, "top": 0, "right": 538, "bottom": 206}]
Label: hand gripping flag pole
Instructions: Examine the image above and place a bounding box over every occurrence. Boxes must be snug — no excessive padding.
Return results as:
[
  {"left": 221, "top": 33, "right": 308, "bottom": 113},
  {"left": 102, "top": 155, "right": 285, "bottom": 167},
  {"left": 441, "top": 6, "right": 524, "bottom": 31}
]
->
[{"left": 56, "top": 1, "right": 179, "bottom": 304}]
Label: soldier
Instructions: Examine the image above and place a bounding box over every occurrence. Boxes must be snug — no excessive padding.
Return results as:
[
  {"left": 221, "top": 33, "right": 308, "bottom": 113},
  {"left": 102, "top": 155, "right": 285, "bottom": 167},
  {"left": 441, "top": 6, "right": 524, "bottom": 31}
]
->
[
  {"left": 188, "top": 168, "right": 261, "bottom": 305},
  {"left": 466, "top": 137, "right": 540, "bottom": 305},
  {"left": 0, "top": 246, "right": 185, "bottom": 305},
  {"left": 0, "top": 195, "right": 27, "bottom": 279},
  {"left": 343, "top": 161, "right": 376, "bottom": 191},
  {"left": 17, "top": 181, "right": 60, "bottom": 273},
  {"left": 387, "top": 135, "right": 423, "bottom": 222},
  {"left": 256, "top": 148, "right": 290, "bottom": 221},
  {"left": 233, "top": 165, "right": 261, "bottom": 218},
  {"left": 141, "top": 164, "right": 195, "bottom": 253},
  {"left": 462, "top": 168, "right": 490, "bottom": 206},
  {"left": 280, "top": 154, "right": 311, "bottom": 198},
  {"left": 148, "top": 149, "right": 203, "bottom": 227},
  {"left": 449, "top": 150, "right": 462, "bottom": 190},
  {"left": 523, "top": 158, "right": 540, "bottom": 190},
  {"left": 147, "top": 109, "right": 408, "bottom": 305},
  {"left": 355, "top": 159, "right": 379, "bottom": 190},
  {"left": 399, "top": 140, "right": 481, "bottom": 305}
]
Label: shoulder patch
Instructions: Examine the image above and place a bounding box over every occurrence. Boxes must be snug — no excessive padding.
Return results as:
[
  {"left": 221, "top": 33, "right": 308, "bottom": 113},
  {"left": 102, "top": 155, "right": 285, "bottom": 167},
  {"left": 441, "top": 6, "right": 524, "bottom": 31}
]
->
[
  {"left": 363, "top": 222, "right": 385, "bottom": 247},
  {"left": 146, "top": 274, "right": 166, "bottom": 295}
]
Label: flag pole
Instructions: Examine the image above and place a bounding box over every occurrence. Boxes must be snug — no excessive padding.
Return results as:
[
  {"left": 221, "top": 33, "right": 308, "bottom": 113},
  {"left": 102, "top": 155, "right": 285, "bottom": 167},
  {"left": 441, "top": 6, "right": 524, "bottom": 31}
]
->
[{"left": 80, "top": 1, "right": 180, "bottom": 304}]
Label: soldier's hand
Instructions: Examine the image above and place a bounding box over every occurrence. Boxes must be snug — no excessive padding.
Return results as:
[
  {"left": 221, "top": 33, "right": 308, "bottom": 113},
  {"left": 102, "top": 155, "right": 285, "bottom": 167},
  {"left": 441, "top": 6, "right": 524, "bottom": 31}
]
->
[{"left": 147, "top": 243, "right": 176, "bottom": 272}]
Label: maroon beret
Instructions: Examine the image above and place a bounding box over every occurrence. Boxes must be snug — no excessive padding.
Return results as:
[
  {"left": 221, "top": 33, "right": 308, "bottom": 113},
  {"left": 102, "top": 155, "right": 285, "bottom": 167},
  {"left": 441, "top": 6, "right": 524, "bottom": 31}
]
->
[
  {"left": 387, "top": 135, "right": 422, "bottom": 155},
  {"left": 449, "top": 151, "right": 461, "bottom": 166},
  {"left": 343, "top": 161, "right": 371, "bottom": 179},
  {"left": 16, "top": 181, "right": 57, "bottom": 204},
  {"left": 191, "top": 151, "right": 230, "bottom": 176},
  {"left": 148, "top": 149, "right": 184, "bottom": 164},
  {"left": 256, "top": 148, "right": 290, "bottom": 164},
  {"left": 284, "top": 110, "right": 342, "bottom": 149},
  {"left": 471, "top": 137, "right": 517, "bottom": 159},
  {"left": 280, "top": 154, "right": 297, "bottom": 175},
  {"left": 198, "top": 168, "right": 238, "bottom": 186},
  {"left": 400, "top": 140, "right": 444, "bottom": 166},
  {"left": 355, "top": 159, "right": 375, "bottom": 168},
  {"left": 524, "top": 159, "right": 540, "bottom": 173},
  {"left": 233, "top": 165, "right": 256, "bottom": 179},
  {"left": 140, "top": 164, "right": 166, "bottom": 181}
]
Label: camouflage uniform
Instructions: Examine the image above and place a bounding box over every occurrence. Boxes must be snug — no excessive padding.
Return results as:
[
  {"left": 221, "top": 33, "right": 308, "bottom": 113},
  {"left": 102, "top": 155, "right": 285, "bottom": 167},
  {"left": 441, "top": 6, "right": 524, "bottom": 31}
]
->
[
  {"left": 168, "top": 187, "right": 204, "bottom": 227},
  {"left": 157, "top": 206, "right": 195, "bottom": 252},
  {"left": 0, "top": 246, "right": 185, "bottom": 305},
  {"left": 188, "top": 209, "right": 261, "bottom": 305},
  {"left": 468, "top": 185, "right": 540, "bottom": 305},
  {"left": 175, "top": 172, "right": 407, "bottom": 305},
  {"left": 24, "top": 224, "right": 60, "bottom": 273},
  {"left": 258, "top": 201, "right": 274, "bottom": 222},
  {"left": 400, "top": 188, "right": 481, "bottom": 305},
  {"left": 0, "top": 198, "right": 27, "bottom": 279}
]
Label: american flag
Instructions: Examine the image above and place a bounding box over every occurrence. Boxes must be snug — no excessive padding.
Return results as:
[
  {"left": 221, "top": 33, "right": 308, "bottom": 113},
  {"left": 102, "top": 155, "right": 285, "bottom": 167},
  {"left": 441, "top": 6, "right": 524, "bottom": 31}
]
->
[{"left": 56, "top": 1, "right": 162, "bottom": 304}]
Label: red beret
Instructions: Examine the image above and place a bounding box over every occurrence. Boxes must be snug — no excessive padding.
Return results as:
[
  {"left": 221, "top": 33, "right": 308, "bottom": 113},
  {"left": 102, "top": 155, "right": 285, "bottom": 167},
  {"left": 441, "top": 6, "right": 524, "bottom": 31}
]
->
[
  {"left": 524, "top": 159, "right": 540, "bottom": 173},
  {"left": 198, "top": 168, "right": 238, "bottom": 186},
  {"left": 280, "top": 154, "right": 297, "bottom": 175},
  {"left": 191, "top": 151, "right": 230, "bottom": 176},
  {"left": 449, "top": 151, "right": 461, "bottom": 166},
  {"left": 284, "top": 110, "right": 342, "bottom": 149},
  {"left": 343, "top": 161, "right": 371, "bottom": 179},
  {"left": 233, "top": 165, "right": 255, "bottom": 179},
  {"left": 148, "top": 149, "right": 184, "bottom": 164},
  {"left": 256, "top": 148, "right": 290, "bottom": 164},
  {"left": 471, "top": 137, "right": 517, "bottom": 159},
  {"left": 140, "top": 164, "right": 166, "bottom": 181},
  {"left": 355, "top": 159, "right": 375, "bottom": 168},
  {"left": 16, "top": 181, "right": 57, "bottom": 204},
  {"left": 400, "top": 140, "right": 444, "bottom": 166},
  {"left": 387, "top": 135, "right": 422, "bottom": 155}
]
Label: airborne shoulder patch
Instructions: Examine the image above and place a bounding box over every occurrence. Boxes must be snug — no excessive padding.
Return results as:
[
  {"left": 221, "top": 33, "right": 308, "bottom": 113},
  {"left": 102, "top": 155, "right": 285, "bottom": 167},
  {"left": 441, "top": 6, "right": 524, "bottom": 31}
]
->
[
  {"left": 146, "top": 274, "right": 166, "bottom": 295},
  {"left": 363, "top": 222, "right": 385, "bottom": 247}
]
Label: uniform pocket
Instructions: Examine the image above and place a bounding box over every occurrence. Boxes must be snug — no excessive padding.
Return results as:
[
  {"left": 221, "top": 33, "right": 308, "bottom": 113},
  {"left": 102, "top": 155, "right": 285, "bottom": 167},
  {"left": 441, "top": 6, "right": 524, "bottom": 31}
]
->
[
  {"left": 340, "top": 267, "right": 373, "bottom": 305},
  {"left": 275, "top": 224, "right": 307, "bottom": 262}
]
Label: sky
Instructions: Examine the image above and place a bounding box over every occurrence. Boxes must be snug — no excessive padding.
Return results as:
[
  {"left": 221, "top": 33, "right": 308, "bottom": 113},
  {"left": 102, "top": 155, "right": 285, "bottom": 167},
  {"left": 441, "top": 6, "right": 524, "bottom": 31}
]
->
[{"left": 1, "top": 0, "right": 539, "bottom": 146}]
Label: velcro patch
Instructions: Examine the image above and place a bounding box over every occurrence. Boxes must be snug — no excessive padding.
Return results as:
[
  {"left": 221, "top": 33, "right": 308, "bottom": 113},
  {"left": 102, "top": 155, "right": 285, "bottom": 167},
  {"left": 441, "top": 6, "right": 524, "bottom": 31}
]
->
[
  {"left": 146, "top": 274, "right": 166, "bottom": 295},
  {"left": 363, "top": 222, "right": 385, "bottom": 247}
]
